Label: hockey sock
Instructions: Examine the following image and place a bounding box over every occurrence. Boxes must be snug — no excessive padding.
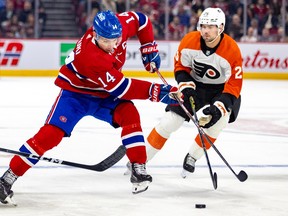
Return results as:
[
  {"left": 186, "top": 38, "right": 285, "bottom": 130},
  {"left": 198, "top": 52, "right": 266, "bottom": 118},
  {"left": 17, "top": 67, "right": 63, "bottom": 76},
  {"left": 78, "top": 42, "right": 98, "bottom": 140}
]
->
[
  {"left": 195, "top": 133, "right": 216, "bottom": 149},
  {"left": 126, "top": 146, "right": 146, "bottom": 163},
  {"left": 146, "top": 111, "right": 184, "bottom": 161},
  {"left": 146, "top": 127, "right": 167, "bottom": 161},
  {"left": 114, "top": 102, "right": 146, "bottom": 163},
  {"left": 9, "top": 124, "right": 64, "bottom": 176}
]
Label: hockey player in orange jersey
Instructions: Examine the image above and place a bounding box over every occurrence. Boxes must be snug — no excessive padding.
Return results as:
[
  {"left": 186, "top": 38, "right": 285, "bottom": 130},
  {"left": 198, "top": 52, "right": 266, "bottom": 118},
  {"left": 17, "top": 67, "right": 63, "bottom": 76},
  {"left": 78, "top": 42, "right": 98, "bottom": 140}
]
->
[{"left": 144, "top": 7, "right": 243, "bottom": 177}]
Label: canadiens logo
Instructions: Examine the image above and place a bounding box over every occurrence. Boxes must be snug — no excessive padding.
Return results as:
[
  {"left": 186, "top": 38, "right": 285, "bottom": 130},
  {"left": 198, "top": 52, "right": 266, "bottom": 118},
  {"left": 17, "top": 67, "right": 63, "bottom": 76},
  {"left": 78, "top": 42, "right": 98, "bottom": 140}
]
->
[{"left": 59, "top": 116, "right": 67, "bottom": 123}]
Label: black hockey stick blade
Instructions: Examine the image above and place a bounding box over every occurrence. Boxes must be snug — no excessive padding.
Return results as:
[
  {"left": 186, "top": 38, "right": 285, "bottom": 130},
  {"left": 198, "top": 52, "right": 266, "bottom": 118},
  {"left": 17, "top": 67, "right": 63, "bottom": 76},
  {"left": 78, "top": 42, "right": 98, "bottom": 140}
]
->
[
  {"left": 90, "top": 145, "right": 126, "bottom": 171},
  {"left": 238, "top": 170, "right": 248, "bottom": 182},
  {"left": 0, "top": 145, "right": 126, "bottom": 172}
]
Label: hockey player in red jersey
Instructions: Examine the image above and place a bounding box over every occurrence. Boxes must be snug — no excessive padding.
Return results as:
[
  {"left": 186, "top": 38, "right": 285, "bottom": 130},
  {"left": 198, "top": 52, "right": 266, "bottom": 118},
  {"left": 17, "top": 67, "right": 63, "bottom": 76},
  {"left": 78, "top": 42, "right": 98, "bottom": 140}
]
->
[
  {"left": 0, "top": 10, "right": 179, "bottom": 204},
  {"left": 141, "top": 8, "right": 243, "bottom": 177}
]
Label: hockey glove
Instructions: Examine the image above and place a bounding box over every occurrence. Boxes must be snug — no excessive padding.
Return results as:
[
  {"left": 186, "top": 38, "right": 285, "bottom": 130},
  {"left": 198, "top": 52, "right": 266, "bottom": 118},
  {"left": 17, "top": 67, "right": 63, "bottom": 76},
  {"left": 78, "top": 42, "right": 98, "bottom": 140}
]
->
[
  {"left": 149, "top": 83, "right": 178, "bottom": 105},
  {"left": 140, "top": 41, "right": 161, "bottom": 72},
  {"left": 202, "top": 101, "right": 228, "bottom": 128},
  {"left": 196, "top": 105, "right": 212, "bottom": 126},
  {"left": 178, "top": 81, "right": 199, "bottom": 110}
]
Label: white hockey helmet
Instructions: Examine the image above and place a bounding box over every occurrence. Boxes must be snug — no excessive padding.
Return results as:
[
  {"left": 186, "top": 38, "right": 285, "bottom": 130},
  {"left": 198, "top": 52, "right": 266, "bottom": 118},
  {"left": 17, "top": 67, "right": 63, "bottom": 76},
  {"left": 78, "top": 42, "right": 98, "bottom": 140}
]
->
[{"left": 197, "top": 7, "right": 225, "bottom": 31}]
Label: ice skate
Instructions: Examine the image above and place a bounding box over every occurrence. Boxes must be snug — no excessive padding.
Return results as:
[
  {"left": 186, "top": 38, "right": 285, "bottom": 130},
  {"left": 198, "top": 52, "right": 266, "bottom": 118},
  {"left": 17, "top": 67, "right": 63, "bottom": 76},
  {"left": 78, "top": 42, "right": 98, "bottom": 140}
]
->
[
  {"left": 0, "top": 179, "right": 17, "bottom": 206},
  {"left": 130, "top": 163, "right": 152, "bottom": 194},
  {"left": 181, "top": 153, "right": 196, "bottom": 178}
]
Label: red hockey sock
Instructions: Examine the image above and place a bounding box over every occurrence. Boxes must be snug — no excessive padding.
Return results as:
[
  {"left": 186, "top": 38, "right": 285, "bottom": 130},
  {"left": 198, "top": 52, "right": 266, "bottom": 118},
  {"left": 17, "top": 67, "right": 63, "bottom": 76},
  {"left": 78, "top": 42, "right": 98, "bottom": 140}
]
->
[
  {"left": 126, "top": 146, "right": 146, "bottom": 163},
  {"left": 113, "top": 102, "right": 147, "bottom": 163},
  {"left": 9, "top": 124, "right": 64, "bottom": 176}
]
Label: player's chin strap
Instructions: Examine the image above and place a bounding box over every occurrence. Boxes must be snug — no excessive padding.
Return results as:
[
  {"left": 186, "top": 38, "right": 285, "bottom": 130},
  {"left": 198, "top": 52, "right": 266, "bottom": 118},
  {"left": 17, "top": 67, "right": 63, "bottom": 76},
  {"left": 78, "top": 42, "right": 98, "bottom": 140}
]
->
[{"left": 153, "top": 66, "right": 248, "bottom": 183}]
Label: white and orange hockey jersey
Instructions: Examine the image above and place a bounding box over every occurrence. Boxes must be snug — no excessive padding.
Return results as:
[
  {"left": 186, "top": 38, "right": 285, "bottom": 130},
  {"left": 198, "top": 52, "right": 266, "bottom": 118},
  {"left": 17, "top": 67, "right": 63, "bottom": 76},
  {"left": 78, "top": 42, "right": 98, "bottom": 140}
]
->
[{"left": 174, "top": 31, "right": 243, "bottom": 100}]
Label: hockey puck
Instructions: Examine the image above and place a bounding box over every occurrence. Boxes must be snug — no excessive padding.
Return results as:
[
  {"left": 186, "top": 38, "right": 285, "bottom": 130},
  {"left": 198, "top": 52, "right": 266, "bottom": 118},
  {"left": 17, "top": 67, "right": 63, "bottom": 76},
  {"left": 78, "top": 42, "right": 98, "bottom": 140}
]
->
[{"left": 195, "top": 204, "right": 206, "bottom": 209}]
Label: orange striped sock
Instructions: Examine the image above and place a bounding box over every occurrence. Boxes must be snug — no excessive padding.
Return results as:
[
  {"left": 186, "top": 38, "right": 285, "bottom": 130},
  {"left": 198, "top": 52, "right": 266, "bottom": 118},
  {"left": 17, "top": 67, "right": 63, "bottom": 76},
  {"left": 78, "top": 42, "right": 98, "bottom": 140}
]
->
[{"left": 147, "top": 128, "right": 167, "bottom": 150}]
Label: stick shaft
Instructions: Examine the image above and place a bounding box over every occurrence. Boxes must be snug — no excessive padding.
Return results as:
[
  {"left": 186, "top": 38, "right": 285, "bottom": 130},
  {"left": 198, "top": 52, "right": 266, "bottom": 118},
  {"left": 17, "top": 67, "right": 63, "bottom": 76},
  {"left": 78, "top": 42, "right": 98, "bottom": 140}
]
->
[
  {"left": 155, "top": 70, "right": 247, "bottom": 182},
  {"left": 0, "top": 145, "right": 126, "bottom": 172}
]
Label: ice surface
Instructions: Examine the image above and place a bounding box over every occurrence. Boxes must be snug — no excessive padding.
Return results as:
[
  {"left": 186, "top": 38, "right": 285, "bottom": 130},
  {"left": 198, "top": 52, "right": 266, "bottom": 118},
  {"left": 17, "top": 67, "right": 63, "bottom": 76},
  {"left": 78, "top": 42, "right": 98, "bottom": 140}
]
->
[{"left": 0, "top": 77, "right": 287, "bottom": 216}]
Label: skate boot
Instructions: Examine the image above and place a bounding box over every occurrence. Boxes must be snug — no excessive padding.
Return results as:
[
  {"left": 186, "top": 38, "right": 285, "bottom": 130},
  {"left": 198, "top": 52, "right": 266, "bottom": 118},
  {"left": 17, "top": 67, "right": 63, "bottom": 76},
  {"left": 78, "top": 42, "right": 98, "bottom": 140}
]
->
[
  {"left": 0, "top": 169, "right": 18, "bottom": 206},
  {"left": 181, "top": 153, "right": 196, "bottom": 178},
  {"left": 130, "top": 163, "right": 152, "bottom": 194},
  {"left": 123, "top": 161, "right": 132, "bottom": 176}
]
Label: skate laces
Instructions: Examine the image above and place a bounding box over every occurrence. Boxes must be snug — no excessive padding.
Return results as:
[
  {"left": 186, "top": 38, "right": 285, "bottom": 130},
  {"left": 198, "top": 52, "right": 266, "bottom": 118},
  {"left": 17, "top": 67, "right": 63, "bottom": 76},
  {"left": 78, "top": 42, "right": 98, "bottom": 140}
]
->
[
  {"left": 133, "top": 163, "right": 147, "bottom": 175},
  {"left": 2, "top": 169, "right": 18, "bottom": 186},
  {"left": 0, "top": 180, "right": 11, "bottom": 193},
  {"left": 185, "top": 154, "right": 196, "bottom": 166}
]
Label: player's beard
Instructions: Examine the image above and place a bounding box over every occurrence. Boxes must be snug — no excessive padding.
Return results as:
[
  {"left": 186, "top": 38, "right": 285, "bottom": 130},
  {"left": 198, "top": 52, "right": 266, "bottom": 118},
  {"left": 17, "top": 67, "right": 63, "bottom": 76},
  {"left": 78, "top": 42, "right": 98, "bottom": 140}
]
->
[
  {"left": 203, "top": 32, "right": 220, "bottom": 45},
  {"left": 203, "top": 33, "right": 216, "bottom": 43}
]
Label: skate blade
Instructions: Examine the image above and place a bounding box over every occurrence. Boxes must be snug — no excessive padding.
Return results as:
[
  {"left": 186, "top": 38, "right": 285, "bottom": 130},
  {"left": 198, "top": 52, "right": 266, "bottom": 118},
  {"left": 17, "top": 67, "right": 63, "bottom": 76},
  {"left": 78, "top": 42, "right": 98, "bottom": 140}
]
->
[
  {"left": 123, "top": 162, "right": 131, "bottom": 176},
  {"left": 3, "top": 196, "right": 17, "bottom": 206},
  {"left": 132, "top": 181, "right": 150, "bottom": 194},
  {"left": 181, "top": 169, "right": 189, "bottom": 179},
  {"left": 123, "top": 169, "right": 131, "bottom": 176}
]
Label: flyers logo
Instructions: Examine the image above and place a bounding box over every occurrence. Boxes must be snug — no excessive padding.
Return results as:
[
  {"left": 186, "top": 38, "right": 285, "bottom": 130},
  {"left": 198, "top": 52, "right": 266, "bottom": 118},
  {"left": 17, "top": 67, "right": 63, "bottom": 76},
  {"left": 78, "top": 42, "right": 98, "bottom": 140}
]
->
[
  {"left": 193, "top": 59, "right": 220, "bottom": 79},
  {"left": 0, "top": 42, "right": 23, "bottom": 66}
]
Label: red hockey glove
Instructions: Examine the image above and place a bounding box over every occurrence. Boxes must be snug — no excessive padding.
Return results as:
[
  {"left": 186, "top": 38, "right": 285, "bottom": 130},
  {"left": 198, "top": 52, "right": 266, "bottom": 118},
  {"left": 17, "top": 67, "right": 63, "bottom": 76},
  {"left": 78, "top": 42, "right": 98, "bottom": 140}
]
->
[
  {"left": 149, "top": 83, "right": 178, "bottom": 105},
  {"left": 140, "top": 41, "right": 161, "bottom": 72}
]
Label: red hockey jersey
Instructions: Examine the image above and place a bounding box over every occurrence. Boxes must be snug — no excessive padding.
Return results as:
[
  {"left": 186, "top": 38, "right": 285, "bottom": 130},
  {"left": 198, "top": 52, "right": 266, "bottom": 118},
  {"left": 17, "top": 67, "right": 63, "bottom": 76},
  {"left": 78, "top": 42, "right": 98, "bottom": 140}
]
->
[{"left": 55, "top": 11, "right": 155, "bottom": 100}]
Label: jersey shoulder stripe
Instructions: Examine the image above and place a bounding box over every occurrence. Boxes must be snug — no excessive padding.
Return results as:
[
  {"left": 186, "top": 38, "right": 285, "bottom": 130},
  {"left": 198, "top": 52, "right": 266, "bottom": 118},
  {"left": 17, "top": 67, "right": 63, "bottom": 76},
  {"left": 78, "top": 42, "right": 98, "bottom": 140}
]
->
[
  {"left": 178, "top": 31, "right": 201, "bottom": 50},
  {"left": 216, "top": 34, "right": 243, "bottom": 65}
]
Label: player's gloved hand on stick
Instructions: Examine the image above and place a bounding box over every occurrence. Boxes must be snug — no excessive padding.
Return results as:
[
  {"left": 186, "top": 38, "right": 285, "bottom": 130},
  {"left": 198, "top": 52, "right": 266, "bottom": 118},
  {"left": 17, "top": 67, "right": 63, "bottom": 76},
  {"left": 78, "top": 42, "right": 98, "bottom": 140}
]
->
[
  {"left": 178, "top": 81, "right": 199, "bottom": 110},
  {"left": 149, "top": 83, "right": 178, "bottom": 105},
  {"left": 178, "top": 81, "right": 196, "bottom": 100},
  {"left": 202, "top": 101, "right": 228, "bottom": 128},
  {"left": 196, "top": 105, "right": 212, "bottom": 126},
  {"left": 140, "top": 41, "right": 161, "bottom": 72}
]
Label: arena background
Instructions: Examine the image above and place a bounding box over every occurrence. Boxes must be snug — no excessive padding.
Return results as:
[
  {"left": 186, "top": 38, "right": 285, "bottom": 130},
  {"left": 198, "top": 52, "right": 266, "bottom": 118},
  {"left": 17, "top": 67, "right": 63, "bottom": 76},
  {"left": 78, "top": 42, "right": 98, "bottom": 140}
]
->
[{"left": 1, "top": 39, "right": 288, "bottom": 79}]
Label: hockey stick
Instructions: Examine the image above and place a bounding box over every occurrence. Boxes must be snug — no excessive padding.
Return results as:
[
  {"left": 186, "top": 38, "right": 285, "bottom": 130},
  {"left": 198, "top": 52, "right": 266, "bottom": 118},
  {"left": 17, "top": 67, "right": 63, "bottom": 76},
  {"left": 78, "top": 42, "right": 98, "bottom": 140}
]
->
[
  {"left": 189, "top": 96, "right": 218, "bottom": 189},
  {"left": 154, "top": 69, "right": 217, "bottom": 188},
  {"left": 0, "top": 145, "right": 126, "bottom": 172},
  {"left": 155, "top": 69, "right": 248, "bottom": 182}
]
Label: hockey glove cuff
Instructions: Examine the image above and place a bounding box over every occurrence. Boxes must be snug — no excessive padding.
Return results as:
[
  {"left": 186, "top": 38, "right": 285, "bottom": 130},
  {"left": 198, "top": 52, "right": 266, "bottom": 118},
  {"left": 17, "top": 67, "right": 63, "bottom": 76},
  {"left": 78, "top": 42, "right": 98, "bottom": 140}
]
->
[
  {"left": 178, "top": 81, "right": 199, "bottom": 110},
  {"left": 178, "top": 81, "right": 196, "bottom": 98}
]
